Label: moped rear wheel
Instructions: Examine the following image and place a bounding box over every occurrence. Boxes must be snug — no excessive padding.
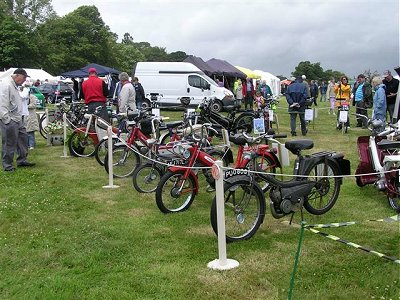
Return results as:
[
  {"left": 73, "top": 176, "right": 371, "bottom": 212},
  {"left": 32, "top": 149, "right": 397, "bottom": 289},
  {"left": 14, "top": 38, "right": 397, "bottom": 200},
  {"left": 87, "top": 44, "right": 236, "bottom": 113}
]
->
[
  {"left": 155, "top": 170, "right": 197, "bottom": 213},
  {"left": 303, "top": 159, "right": 341, "bottom": 215},
  {"left": 94, "top": 137, "right": 119, "bottom": 166},
  {"left": 210, "top": 177, "right": 265, "bottom": 242},
  {"left": 132, "top": 162, "right": 164, "bottom": 193},
  {"left": 104, "top": 144, "right": 140, "bottom": 178}
]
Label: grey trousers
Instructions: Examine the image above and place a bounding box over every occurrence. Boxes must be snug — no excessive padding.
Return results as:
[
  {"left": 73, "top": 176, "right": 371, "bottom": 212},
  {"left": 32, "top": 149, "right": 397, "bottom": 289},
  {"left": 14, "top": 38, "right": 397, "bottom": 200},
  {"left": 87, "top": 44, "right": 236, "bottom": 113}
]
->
[
  {"left": 289, "top": 111, "right": 307, "bottom": 134},
  {"left": 0, "top": 119, "right": 28, "bottom": 170}
]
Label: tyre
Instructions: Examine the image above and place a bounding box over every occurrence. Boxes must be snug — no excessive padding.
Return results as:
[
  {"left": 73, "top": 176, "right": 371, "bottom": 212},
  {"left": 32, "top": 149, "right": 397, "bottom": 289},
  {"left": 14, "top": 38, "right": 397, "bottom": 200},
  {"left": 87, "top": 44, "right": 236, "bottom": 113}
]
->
[
  {"left": 234, "top": 113, "right": 254, "bottom": 133},
  {"left": 104, "top": 144, "right": 141, "bottom": 178},
  {"left": 303, "top": 159, "right": 341, "bottom": 215},
  {"left": 210, "top": 177, "right": 266, "bottom": 242},
  {"left": 210, "top": 100, "right": 223, "bottom": 113},
  {"left": 68, "top": 131, "right": 97, "bottom": 157},
  {"left": 47, "top": 95, "right": 54, "bottom": 104},
  {"left": 94, "top": 137, "right": 119, "bottom": 166},
  {"left": 384, "top": 163, "right": 400, "bottom": 212},
  {"left": 39, "top": 114, "right": 48, "bottom": 139},
  {"left": 155, "top": 170, "right": 197, "bottom": 213},
  {"left": 141, "top": 100, "right": 151, "bottom": 110},
  {"left": 132, "top": 162, "right": 164, "bottom": 193}
]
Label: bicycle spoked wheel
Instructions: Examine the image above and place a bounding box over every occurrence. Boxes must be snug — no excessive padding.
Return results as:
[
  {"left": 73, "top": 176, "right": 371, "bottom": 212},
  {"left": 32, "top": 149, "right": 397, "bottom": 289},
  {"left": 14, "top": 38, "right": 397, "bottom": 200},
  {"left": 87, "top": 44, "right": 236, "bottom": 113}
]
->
[
  {"left": 132, "top": 163, "right": 164, "bottom": 193},
  {"left": 155, "top": 170, "right": 197, "bottom": 213},
  {"left": 104, "top": 144, "right": 140, "bottom": 178},
  {"left": 210, "top": 177, "right": 265, "bottom": 242},
  {"left": 303, "top": 159, "right": 340, "bottom": 215}
]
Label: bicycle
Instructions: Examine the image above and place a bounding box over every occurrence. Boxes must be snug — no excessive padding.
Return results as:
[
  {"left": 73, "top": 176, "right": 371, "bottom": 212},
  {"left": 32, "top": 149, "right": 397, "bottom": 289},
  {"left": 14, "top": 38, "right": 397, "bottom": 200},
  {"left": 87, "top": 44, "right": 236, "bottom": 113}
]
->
[
  {"left": 68, "top": 108, "right": 119, "bottom": 157},
  {"left": 39, "top": 100, "right": 87, "bottom": 139},
  {"left": 154, "top": 123, "right": 231, "bottom": 213},
  {"left": 210, "top": 132, "right": 350, "bottom": 242}
]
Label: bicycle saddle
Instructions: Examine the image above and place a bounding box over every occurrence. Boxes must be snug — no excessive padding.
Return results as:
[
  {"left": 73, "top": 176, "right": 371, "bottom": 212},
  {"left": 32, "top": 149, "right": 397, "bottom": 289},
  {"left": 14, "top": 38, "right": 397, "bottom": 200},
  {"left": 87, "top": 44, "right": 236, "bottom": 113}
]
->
[{"left": 285, "top": 139, "right": 314, "bottom": 155}]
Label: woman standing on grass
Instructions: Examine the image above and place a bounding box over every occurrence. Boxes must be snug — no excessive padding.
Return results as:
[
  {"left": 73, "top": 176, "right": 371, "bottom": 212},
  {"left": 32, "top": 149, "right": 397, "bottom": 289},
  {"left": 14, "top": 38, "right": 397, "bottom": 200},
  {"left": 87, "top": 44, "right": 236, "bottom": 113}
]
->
[
  {"left": 371, "top": 76, "right": 387, "bottom": 124},
  {"left": 326, "top": 79, "right": 337, "bottom": 114}
]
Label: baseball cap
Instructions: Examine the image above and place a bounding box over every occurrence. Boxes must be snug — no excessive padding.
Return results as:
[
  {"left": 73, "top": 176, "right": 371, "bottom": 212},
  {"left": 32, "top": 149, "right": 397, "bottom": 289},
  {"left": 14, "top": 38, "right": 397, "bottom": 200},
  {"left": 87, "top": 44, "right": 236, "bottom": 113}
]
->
[
  {"left": 383, "top": 70, "right": 391, "bottom": 78},
  {"left": 88, "top": 67, "right": 97, "bottom": 73},
  {"left": 13, "top": 68, "right": 29, "bottom": 77},
  {"left": 301, "top": 75, "right": 306, "bottom": 79}
]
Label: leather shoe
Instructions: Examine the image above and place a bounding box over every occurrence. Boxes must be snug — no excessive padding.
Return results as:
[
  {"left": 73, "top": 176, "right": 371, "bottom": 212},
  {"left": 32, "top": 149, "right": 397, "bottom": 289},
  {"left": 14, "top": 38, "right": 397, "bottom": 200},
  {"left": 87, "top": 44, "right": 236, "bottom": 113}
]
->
[
  {"left": 4, "top": 168, "right": 15, "bottom": 172},
  {"left": 17, "top": 161, "right": 35, "bottom": 167}
]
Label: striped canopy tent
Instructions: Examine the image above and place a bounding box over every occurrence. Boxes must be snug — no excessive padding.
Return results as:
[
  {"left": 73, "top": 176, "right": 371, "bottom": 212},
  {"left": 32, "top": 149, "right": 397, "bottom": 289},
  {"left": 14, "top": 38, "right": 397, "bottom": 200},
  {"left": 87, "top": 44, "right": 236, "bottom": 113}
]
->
[{"left": 235, "top": 66, "right": 261, "bottom": 79}]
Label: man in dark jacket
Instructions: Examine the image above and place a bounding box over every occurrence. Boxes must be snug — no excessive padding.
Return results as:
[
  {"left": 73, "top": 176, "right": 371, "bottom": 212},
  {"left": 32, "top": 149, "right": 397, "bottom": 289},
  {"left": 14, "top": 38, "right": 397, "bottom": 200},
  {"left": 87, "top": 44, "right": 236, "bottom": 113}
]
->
[
  {"left": 133, "top": 77, "right": 145, "bottom": 109},
  {"left": 286, "top": 77, "right": 308, "bottom": 136}
]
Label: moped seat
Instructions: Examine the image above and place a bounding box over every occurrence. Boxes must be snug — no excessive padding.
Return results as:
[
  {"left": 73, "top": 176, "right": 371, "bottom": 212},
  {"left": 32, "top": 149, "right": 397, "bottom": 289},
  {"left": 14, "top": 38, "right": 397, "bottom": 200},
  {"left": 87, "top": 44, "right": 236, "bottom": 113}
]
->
[
  {"left": 229, "top": 134, "right": 251, "bottom": 146},
  {"left": 164, "top": 121, "right": 183, "bottom": 129},
  {"left": 377, "top": 139, "right": 400, "bottom": 150},
  {"left": 285, "top": 139, "right": 314, "bottom": 155}
]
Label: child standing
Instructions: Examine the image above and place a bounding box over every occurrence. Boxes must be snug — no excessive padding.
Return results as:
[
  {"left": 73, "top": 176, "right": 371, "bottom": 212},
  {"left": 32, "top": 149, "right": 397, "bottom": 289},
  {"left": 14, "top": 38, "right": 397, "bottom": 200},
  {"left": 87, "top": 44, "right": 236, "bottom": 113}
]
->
[
  {"left": 253, "top": 91, "right": 265, "bottom": 112},
  {"left": 26, "top": 93, "right": 39, "bottom": 149}
]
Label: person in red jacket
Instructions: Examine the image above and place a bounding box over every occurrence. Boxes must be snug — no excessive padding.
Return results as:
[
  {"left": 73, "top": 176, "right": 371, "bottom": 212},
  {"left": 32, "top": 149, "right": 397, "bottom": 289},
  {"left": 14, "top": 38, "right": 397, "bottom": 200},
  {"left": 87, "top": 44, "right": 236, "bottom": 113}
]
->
[{"left": 82, "top": 67, "right": 109, "bottom": 122}]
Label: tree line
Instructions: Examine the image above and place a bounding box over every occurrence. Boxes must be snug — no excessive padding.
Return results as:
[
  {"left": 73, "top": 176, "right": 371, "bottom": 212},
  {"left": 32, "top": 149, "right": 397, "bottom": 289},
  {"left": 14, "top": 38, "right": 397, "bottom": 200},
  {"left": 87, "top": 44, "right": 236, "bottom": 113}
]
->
[{"left": 1, "top": 1, "right": 359, "bottom": 81}]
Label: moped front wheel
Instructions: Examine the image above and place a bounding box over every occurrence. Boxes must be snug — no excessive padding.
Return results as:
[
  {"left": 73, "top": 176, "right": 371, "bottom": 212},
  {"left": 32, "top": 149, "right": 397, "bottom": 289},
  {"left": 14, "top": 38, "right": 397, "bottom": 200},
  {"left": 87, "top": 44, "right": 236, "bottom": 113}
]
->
[
  {"left": 155, "top": 170, "right": 197, "bottom": 213},
  {"left": 303, "top": 159, "right": 341, "bottom": 215},
  {"left": 210, "top": 177, "right": 265, "bottom": 242}
]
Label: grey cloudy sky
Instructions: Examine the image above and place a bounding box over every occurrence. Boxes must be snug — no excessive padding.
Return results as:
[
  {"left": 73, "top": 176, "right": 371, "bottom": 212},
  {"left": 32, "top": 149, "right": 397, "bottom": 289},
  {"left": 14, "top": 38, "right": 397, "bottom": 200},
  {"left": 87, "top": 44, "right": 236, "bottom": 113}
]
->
[{"left": 51, "top": 0, "right": 400, "bottom": 78}]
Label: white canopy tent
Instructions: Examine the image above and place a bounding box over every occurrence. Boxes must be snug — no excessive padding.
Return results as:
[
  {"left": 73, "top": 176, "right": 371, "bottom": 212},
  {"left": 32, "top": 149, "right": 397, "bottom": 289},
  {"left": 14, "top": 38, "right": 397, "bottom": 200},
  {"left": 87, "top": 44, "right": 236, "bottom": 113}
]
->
[
  {"left": 253, "top": 70, "right": 281, "bottom": 96},
  {"left": 0, "top": 68, "right": 57, "bottom": 84}
]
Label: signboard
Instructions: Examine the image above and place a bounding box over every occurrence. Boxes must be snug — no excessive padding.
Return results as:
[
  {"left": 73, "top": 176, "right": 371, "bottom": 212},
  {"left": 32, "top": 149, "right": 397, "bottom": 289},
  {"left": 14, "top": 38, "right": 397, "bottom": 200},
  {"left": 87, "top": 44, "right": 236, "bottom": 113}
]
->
[{"left": 253, "top": 118, "right": 265, "bottom": 134}]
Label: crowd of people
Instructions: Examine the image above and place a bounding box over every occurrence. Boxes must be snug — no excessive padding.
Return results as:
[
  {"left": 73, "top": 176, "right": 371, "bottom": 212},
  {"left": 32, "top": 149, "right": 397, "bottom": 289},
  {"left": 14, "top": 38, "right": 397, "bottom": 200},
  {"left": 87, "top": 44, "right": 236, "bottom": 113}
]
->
[
  {"left": 284, "top": 69, "right": 399, "bottom": 136},
  {"left": 0, "top": 66, "right": 399, "bottom": 172}
]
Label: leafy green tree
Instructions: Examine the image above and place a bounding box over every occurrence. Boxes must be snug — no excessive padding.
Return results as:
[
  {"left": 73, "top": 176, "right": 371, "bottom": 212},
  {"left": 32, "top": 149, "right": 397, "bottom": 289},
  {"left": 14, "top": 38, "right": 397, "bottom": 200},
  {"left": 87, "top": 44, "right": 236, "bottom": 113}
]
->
[
  {"left": 34, "top": 5, "right": 117, "bottom": 74},
  {"left": 167, "top": 51, "right": 187, "bottom": 62},
  {"left": 112, "top": 43, "right": 146, "bottom": 75},
  {"left": 292, "top": 61, "right": 324, "bottom": 81},
  {"left": 0, "top": 0, "right": 56, "bottom": 29},
  {"left": 324, "top": 69, "right": 345, "bottom": 82},
  {"left": 0, "top": 16, "right": 37, "bottom": 68}
]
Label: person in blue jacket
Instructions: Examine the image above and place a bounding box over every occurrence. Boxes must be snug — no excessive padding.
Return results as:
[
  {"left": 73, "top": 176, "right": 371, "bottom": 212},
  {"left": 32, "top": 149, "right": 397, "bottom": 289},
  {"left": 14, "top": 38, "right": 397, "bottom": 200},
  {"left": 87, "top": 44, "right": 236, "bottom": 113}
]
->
[
  {"left": 286, "top": 77, "right": 308, "bottom": 136},
  {"left": 371, "top": 76, "right": 387, "bottom": 124}
]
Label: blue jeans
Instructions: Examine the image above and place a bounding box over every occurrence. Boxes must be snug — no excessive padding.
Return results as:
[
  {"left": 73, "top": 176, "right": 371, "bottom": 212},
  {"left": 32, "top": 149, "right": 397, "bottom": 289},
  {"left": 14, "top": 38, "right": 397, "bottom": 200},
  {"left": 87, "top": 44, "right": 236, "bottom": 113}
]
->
[
  {"left": 320, "top": 93, "right": 327, "bottom": 102},
  {"left": 28, "top": 131, "right": 36, "bottom": 148}
]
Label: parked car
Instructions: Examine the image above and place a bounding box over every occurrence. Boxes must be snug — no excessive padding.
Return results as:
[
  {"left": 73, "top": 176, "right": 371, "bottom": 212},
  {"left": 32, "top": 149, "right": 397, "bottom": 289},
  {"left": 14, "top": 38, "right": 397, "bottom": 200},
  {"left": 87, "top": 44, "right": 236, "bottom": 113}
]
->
[
  {"left": 38, "top": 82, "right": 74, "bottom": 104},
  {"left": 29, "top": 86, "right": 45, "bottom": 109}
]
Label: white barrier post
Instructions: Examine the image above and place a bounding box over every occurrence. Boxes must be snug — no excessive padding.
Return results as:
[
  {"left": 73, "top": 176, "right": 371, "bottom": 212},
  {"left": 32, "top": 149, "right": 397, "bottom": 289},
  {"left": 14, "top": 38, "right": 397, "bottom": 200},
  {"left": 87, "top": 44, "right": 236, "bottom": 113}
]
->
[
  {"left": 60, "top": 113, "right": 69, "bottom": 158},
  {"left": 207, "top": 160, "right": 239, "bottom": 270},
  {"left": 45, "top": 108, "right": 50, "bottom": 146},
  {"left": 103, "top": 126, "right": 119, "bottom": 189}
]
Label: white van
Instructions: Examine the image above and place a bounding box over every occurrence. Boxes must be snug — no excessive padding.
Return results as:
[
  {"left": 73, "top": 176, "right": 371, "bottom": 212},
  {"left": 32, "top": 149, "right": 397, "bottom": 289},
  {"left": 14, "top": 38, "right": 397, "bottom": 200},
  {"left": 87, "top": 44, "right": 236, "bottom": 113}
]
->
[{"left": 133, "top": 62, "right": 234, "bottom": 112}]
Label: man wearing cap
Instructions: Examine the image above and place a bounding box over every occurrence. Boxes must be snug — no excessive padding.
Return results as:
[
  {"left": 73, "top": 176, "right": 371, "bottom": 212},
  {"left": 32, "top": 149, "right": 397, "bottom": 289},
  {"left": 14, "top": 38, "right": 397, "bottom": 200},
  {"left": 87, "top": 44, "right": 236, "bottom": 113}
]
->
[
  {"left": 82, "top": 67, "right": 109, "bottom": 122},
  {"left": 382, "top": 70, "right": 399, "bottom": 121},
  {"left": 0, "top": 68, "right": 35, "bottom": 171}
]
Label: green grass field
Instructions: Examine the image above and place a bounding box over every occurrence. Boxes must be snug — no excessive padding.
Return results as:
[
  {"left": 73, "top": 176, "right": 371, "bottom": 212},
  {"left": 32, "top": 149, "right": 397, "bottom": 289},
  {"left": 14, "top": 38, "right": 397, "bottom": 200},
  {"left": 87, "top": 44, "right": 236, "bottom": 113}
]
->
[{"left": 0, "top": 98, "right": 399, "bottom": 299}]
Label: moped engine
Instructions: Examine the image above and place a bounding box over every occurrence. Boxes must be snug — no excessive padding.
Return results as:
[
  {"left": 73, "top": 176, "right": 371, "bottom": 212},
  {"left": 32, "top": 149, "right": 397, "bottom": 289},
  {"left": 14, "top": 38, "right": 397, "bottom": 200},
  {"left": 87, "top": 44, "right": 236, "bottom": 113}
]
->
[{"left": 269, "top": 187, "right": 304, "bottom": 217}]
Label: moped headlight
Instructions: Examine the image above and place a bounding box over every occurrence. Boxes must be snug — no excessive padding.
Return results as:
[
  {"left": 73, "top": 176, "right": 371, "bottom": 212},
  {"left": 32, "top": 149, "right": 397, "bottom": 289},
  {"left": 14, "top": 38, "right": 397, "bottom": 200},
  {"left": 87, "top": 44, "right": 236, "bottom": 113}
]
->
[{"left": 182, "top": 149, "right": 191, "bottom": 159}]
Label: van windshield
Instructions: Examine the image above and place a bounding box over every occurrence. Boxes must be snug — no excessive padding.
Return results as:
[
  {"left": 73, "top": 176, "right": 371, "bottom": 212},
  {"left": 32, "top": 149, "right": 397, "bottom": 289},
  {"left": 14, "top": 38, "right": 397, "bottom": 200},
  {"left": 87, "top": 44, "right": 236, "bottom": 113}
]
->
[{"left": 204, "top": 75, "right": 218, "bottom": 87}]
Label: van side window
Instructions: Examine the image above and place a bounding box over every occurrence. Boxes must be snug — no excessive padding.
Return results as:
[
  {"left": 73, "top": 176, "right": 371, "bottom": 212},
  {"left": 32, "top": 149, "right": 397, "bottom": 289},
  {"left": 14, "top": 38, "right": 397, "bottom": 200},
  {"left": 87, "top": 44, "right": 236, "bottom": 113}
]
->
[{"left": 188, "top": 75, "right": 210, "bottom": 90}]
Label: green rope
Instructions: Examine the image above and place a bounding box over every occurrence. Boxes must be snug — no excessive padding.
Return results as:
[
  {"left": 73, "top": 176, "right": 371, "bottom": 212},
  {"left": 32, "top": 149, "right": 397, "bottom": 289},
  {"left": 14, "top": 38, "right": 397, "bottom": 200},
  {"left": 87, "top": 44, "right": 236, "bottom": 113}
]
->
[{"left": 288, "top": 221, "right": 306, "bottom": 300}]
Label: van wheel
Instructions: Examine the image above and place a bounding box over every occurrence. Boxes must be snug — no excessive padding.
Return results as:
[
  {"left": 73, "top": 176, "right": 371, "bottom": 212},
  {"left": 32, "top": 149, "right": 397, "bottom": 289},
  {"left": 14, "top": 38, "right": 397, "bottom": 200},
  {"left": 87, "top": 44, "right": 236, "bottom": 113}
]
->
[
  {"left": 180, "top": 97, "right": 191, "bottom": 106},
  {"left": 210, "top": 100, "right": 223, "bottom": 113}
]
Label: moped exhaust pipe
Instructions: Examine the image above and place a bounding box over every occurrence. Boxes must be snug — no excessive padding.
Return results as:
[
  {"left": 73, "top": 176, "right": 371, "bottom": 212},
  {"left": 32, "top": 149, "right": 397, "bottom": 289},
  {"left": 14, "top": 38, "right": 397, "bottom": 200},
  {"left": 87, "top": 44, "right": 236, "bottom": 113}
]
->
[{"left": 269, "top": 200, "right": 285, "bottom": 219}]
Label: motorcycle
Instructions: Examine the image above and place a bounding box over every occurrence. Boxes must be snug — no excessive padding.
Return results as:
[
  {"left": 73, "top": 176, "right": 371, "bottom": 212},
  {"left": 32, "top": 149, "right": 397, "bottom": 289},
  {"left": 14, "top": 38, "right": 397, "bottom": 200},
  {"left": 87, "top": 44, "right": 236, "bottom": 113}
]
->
[{"left": 354, "top": 114, "right": 400, "bottom": 212}]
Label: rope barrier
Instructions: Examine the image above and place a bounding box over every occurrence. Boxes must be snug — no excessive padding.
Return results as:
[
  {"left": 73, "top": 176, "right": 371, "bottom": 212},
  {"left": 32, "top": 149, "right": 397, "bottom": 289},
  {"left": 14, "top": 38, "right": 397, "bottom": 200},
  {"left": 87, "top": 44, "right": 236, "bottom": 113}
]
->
[{"left": 61, "top": 111, "right": 400, "bottom": 180}]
